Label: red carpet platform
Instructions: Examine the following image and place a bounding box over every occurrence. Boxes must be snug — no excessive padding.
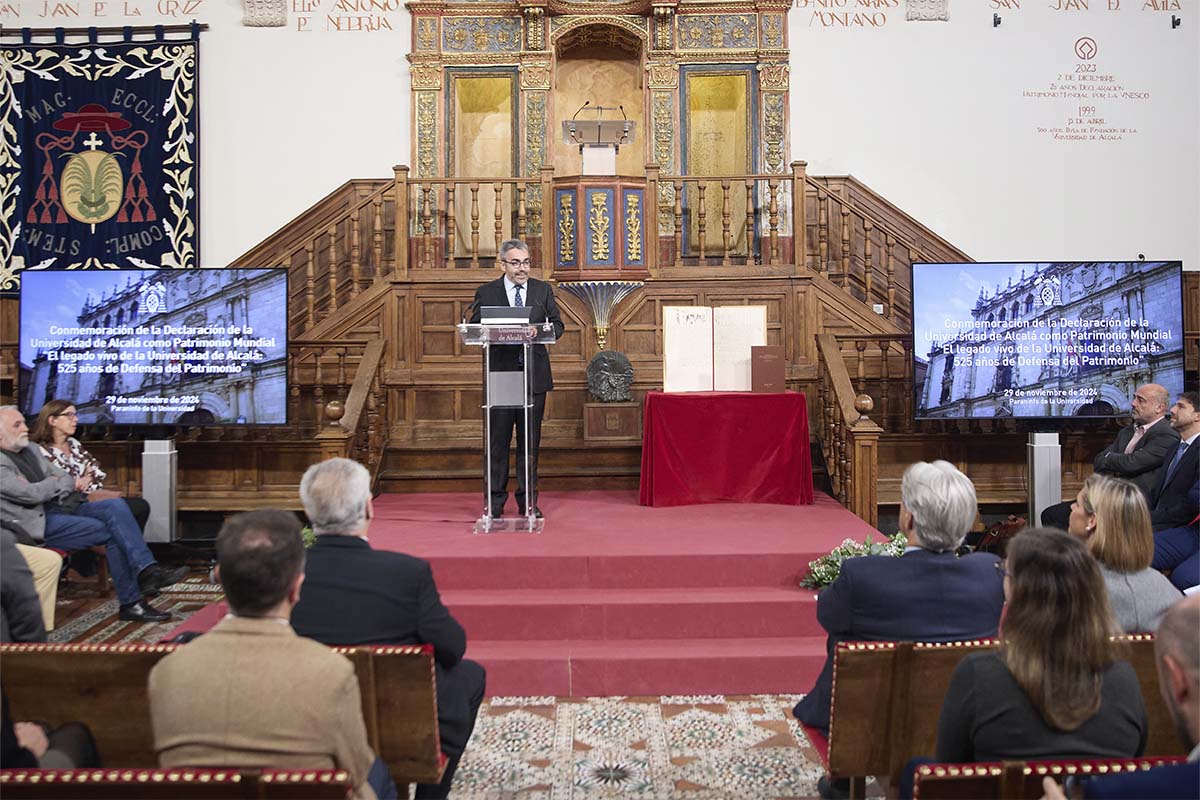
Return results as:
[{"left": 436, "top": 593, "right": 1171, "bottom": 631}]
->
[{"left": 178, "top": 490, "right": 881, "bottom": 697}]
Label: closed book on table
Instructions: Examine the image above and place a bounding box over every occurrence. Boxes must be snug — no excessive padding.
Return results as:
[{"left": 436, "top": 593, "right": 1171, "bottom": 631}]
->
[{"left": 751, "top": 345, "right": 785, "bottom": 393}]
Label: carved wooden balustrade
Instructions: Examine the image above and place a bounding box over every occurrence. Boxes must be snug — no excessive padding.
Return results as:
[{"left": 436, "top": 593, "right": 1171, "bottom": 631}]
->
[
  {"left": 289, "top": 339, "right": 387, "bottom": 479},
  {"left": 221, "top": 162, "right": 970, "bottom": 346},
  {"left": 815, "top": 333, "right": 883, "bottom": 527},
  {"left": 405, "top": 172, "right": 547, "bottom": 272}
]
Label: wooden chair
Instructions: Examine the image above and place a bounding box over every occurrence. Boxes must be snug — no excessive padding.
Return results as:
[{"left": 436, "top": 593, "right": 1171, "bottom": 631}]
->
[
  {"left": 50, "top": 544, "right": 112, "bottom": 598},
  {"left": 0, "top": 643, "right": 446, "bottom": 787},
  {"left": 0, "top": 768, "right": 353, "bottom": 799},
  {"left": 912, "top": 757, "right": 1187, "bottom": 800},
  {"left": 801, "top": 635, "right": 1186, "bottom": 798}
]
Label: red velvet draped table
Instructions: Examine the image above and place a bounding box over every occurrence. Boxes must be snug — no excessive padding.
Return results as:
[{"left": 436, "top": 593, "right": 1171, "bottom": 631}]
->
[{"left": 638, "top": 391, "right": 814, "bottom": 507}]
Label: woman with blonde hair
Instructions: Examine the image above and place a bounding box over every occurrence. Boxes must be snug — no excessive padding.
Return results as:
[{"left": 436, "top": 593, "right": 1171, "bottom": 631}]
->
[
  {"left": 30, "top": 399, "right": 150, "bottom": 531},
  {"left": 934, "top": 528, "right": 1146, "bottom": 763},
  {"left": 1070, "top": 473, "right": 1182, "bottom": 632}
]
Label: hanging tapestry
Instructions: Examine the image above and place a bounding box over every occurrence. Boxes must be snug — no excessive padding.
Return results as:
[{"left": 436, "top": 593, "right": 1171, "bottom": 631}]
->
[{"left": 0, "top": 28, "right": 200, "bottom": 289}]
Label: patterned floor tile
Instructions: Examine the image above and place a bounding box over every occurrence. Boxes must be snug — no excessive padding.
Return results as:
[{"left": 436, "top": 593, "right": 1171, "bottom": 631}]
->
[{"left": 452, "top": 695, "right": 831, "bottom": 799}]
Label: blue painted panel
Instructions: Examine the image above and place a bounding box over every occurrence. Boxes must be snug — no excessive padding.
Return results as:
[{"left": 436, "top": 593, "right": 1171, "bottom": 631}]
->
[
  {"left": 623, "top": 188, "right": 646, "bottom": 266},
  {"left": 583, "top": 188, "right": 616, "bottom": 268},
  {"left": 554, "top": 189, "right": 577, "bottom": 269}
]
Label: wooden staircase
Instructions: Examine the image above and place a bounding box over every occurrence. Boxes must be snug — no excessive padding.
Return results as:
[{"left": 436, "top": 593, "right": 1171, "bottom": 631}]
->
[{"left": 6, "top": 163, "right": 1195, "bottom": 521}]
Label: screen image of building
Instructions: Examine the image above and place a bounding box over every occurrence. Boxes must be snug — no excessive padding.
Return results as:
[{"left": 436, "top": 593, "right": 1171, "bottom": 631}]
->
[
  {"left": 915, "top": 261, "right": 1184, "bottom": 419},
  {"left": 20, "top": 268, "right": 287, "bottom": 425}
]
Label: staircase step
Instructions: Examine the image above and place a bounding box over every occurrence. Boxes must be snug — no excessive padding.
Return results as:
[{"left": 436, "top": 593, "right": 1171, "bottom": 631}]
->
[
  {"left": 429, "top": 551, "right": 814, "bottom": 591},
  {"left": 466, "top": 636, "right": 827, "bottom": 697},
  {"left": 443, "top": 586, "right": 822, "bottom": 641}
]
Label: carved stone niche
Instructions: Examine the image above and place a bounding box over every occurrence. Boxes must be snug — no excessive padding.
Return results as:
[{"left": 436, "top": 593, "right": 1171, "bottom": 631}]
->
[
  {"left": 242, "top": 0, "right": 287, "bottom": 27},
  {"left": 584, "top": 401, "right": 642, "bottom": 442}
]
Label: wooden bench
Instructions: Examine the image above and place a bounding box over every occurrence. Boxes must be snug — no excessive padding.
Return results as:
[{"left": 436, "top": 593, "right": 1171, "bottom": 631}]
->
[
  {"left": 0, "top": 643, "right": 446, "bottom": 787},
  {"left": 911, "top": 756, "right": 1187, "bottom": 799},
  {"left": 800, "top": 635, "right": 1185, "bottom": 797},
  {"left": 0, "top": 768, "right": 353, "bottom": 799}
]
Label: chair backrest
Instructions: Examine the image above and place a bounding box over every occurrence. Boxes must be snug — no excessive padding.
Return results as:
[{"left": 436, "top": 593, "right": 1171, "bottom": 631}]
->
[
  {"left": 826, "top": 635, "right": 1186, "bottom": 790},
  {"left": 1120, "top": 634, "right": 1180, "bottom": 756},
  {"left": 0, "top": 643, "right": 444, "bottom": 785},
  {"left": 826, "top": 641, "right": 903, "bottom": 778},
  {"left": 332, "top": 645, "right": 444, "bottom": 785},
  {"left": 0, "top": 768, "right": 353, "bottom": 799},
  {"left": 912, "top": 757, "right": 1187, "bottom": 800},
  {"left": 1, "top": 643, "right": 174, "bottom": 767}
]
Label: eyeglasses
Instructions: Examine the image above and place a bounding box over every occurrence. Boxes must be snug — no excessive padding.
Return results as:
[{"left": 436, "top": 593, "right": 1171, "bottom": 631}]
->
[
  {"left": 54, "top": 411, "right": 78, "bottom": 419},
  {"left": 501, "top": 258, "right": 531, "bottom": 267}
]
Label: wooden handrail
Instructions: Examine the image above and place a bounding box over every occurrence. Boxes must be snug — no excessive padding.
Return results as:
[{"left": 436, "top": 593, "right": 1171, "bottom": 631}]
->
[
  {"left": 318, "top": 339, "right": 385, "bottom": 437},
  {"left": 816, "top": 333, "right": 883, "bottom": 527},
  {"left": 818, "top": 334, "right": 878, "bottom": 428},
  {"left": 804, "top": 176, "right": 934, "bottom": 266}
]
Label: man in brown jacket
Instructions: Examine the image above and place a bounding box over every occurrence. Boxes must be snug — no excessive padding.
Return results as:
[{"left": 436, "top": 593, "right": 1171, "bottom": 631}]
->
[{"left": 148, "top": 510, "right": 392, "bottom": 800}]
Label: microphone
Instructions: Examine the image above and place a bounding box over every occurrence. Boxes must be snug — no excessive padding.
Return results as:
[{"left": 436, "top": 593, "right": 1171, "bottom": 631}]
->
[
  {"left": 462, "top": 299, "right": 481, "bottom": 325},
  {"left": 572, "top": 101, "right": 590, "bottom": 121}
]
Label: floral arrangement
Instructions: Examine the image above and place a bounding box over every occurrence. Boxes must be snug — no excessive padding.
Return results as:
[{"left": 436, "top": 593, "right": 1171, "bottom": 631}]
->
[{"left": 799, "top": 532, "right": 908, "bottom": 590}]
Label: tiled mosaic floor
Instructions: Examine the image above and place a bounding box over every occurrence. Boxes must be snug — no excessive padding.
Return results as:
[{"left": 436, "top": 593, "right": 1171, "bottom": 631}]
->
[
  {"left": 49, "top": 576, "right": 221, "bottom": 645},
  {"left": 452, "top": 695, "right": 876, "bottom": 799}
]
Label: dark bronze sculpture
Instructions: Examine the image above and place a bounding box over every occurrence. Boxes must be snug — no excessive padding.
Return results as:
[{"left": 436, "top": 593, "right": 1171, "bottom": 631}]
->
[{"left": 587, "top": 350, "right": 634, "bottom": 402}]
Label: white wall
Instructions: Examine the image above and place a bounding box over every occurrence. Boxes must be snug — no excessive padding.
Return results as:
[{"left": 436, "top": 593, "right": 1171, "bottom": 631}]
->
[
  {"left": 789, "top": 0, "right": 1198, "bottom": 269},
  {"left": 9, "top": 0, "right": 1197, "bottom": 269}
]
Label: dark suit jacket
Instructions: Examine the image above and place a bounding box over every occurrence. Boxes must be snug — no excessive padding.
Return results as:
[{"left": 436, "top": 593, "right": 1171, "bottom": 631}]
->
[
  {"left": 793, "top": 548, "right": 1006, "bottom": 733},
  {"left": 1150, "top": 437, "right": 1199, "bottom": 530},
  {"left": 1083, "top": 760, "right": 1199, "bottom": 799},
  {"left": 290, "top": 536, "right": 476, "bottom": 752},
  {"left": 470, "top": 277, "right": 564, "bottom": 395},
  {"left": 1094, "top": 417, "right": 1180, "bottom": 498},
  {"left": 1, "top": 530, "right": 47, "bottom": 644}
]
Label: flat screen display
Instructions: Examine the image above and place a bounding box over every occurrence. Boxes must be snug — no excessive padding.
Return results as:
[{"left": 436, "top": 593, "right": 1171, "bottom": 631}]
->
[
  {"left": 912, "top": 261, "right": 1184, "bottom": 419},
  {"left": 19, "top": 267, "right": 288, "bottom": 425}
]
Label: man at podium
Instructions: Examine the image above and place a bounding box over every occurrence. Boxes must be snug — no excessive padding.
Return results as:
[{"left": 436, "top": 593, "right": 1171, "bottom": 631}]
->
[{"left": 470, "top": 239, "right": 564, "bottom": 519}]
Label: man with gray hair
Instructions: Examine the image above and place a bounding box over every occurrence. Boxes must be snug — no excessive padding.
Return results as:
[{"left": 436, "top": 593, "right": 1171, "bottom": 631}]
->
[
  {"left": 469, "top": 238, "right": 564, "bottom": 519},
  {"left": 795, "top": 461, "right": 1005, "bottom": 797},
  {"left": 0, "top": 405, "right": 183, "bottom": 622},
  {"left": 1041, "top": 382, "right": 1180, "bottom": 530},
  {"left": 291, "top": 457, "right": 485, "bottom": 800}
]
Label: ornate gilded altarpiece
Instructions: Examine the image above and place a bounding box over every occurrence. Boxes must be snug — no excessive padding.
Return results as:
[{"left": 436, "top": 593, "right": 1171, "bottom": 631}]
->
[{"left": 404, "top": 0, "right": 792, "bottom": 272}]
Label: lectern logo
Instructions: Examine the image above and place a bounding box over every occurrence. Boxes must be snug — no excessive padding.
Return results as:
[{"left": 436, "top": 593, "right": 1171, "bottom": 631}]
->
[{"left": 1074, "top": 37, "right": 1097, "bottom": 60}]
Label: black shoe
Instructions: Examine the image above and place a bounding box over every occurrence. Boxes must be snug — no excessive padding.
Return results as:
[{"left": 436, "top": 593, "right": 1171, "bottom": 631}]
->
[
  {"left": 118, "top": 600, "right": 172, "bottom": 623},
  {"left": 518, "top": 506, "right": 544, "bottom": 519},
  {"left": 138, "top": 564, "right": 189, "bottom": 595},
  {"left": 817, "top": 774, "right": 850, "bottom": 800},
  {"left": 490, "top": 506, "right": 505, "bottom": 518}
]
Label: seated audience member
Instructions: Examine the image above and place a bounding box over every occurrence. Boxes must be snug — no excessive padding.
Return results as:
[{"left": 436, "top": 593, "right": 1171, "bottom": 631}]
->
[
  {"left": 1152, "top": 497, "right": 1199, "bottom": 593},
  {"left": 1042, "top": 383, "right": 1179, "bottom": 530},
  {"left": 1069, "top": 474, "right": 1182, "bottom": 632},
  {"left": 2, "top": 524, "right": 61, "bottom": 633},
  {"left": 793, "top": 461, "right": 1005, "bottom": 798},
  {"left": 935, "top": 529, "right": 1147, "bottom": 765},
  {"left": 0, "top": 406, "right": 183, "bottom": 622},
  {"left": 1149, "top": 392, "right": 1199, "bottom": 532},
  {"left": 292, "top": 458, "right": 485, "bottom": 800},
  {"left": 149, "top": 510, "right": 394, "bottom": 800},
  {"left": 1042, "top": 595, "right": 1200, "bottom": 800},
  {"left": 32, "top": 400, "right": 151, "bottom": 530},
  {"left": 2, "top": 688, "right": 99, "bottom": 769},
  {"left": 1, "top": 529, "right": 48, "bottom": 643}
]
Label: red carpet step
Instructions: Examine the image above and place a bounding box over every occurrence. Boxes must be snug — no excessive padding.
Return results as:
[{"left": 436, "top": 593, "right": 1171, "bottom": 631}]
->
[
  {"left": 175, "top": 491, "right": 879, "bottom": 697},
  {"left": 365, "top": 490, "right": 875, "bottom": 697}
]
